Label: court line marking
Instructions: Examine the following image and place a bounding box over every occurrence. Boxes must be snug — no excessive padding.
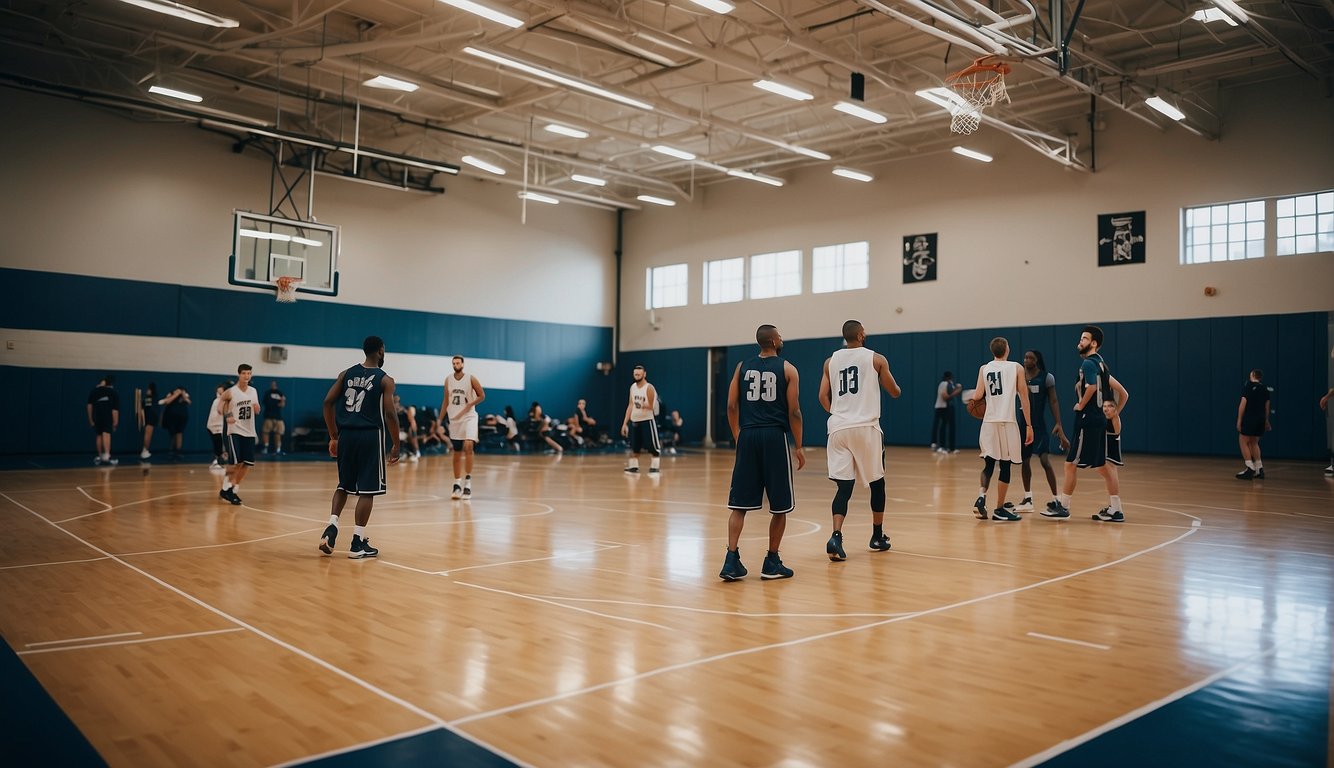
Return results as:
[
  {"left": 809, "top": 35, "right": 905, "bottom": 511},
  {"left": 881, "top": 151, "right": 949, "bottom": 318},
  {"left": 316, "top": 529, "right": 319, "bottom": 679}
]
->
[
  {"left": 1008, "top": 644, "right": 1280, "bottom": 768},
  {"left": 449, "top": 524, "right": 1200, "bottom": 727},
  {"left": 61, "top": 489, "right": 207, "bottom": 523},
  {"left": 1025, "top": 632, "right": 1112, "bottom": 651},
  {"left": 18, "top": 628, "right": 243, "bottom": 655},
  {"left": 526, "top": 594, "right": 911, "bottom": 619},
  {"left": 26, "top": 631, "right": 142, "bottom": 647},
  {"left": 887, "top": 549, "right": 1015, "bottom": 567},
  {"left": 1184, "top": 539, "right": 1334, "bottom": 559},
  {"left": 269, "top": 724, "right": 445, "bottom": 768},
  {"left": 116, "top": 528, "right": 318, "bottom": 557},
  {"left": 0, "top": 491, "right": 538, "bottom": 768},
  {"left": 455, "top": 581, "right": 674, "bottom": 631},
  {"left": 0, "top": 556, "right": 111, "bottom": 570}
]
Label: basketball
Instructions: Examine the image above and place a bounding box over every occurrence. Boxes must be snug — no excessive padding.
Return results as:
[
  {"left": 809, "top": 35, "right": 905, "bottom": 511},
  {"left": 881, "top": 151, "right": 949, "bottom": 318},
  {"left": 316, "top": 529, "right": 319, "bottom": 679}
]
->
[{"left": 966, "top": 396, "right": 986, "bottom": 420}]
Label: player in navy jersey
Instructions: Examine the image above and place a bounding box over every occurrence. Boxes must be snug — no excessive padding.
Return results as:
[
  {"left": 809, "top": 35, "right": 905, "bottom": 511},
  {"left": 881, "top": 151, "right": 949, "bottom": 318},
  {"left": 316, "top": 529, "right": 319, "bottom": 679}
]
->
[
  {"left": 719, "top": 324, "right": 805, "bottom": 581},
  {"left": 319, "top": 336, "right": 401, "bottom": 558},
  {"left": 87, "top": 375, "right": 120, "bottom": 465},
  {"left": 1042, "top": 325, "right": 1124, "bottom": 522},
  {"left": 1235, "top": 369, "right": 1271, "bottom": 480},
  {"left": 1012, "top": 350, "right": 1068, "bottom": 513}
]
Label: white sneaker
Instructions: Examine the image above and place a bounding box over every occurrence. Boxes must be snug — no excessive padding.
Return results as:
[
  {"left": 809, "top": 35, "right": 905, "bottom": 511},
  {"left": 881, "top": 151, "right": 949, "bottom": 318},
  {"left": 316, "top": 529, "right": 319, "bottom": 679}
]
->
[
  {"left": 106, "top": 458, "right": 118, "bottom": 466},
  {"left": 451, "top": 484, "right": 463, "bottom": 500},
  {"left": 408, "top": 453, "right": 419, "bottom": 463},
  {"left": 462, "top": 486, "right": 472, "bottom": 500},
  {"left": 1326, "top": 464, "right": 1333, "bottom": 476},
  {"left": 140, "top": 449, "right": 152, "bottom": 460},
  {"left": 1017, "top": 497, "right": 1033, "bottom": 511}
]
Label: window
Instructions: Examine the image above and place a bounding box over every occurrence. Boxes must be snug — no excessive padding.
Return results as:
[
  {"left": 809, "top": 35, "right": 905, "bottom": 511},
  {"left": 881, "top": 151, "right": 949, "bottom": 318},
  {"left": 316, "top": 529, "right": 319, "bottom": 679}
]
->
[
  {"left": 749, "top": 250, "right": 802, "bottom": 299},
  {"left": 703, "top": 257, "right": 745, "bottom": 304},
  {"left": 812, "top": 241, "right": 869, "bottom": 293},
  {"left": 1276, "top": 191, "right": 1334, "bottom": 256},
  {"left": 645, "top": 263, "right": 688, "bottom": 309},
  {"left": 1183, "top": 200, "right": 1264, "bottom": 264}
]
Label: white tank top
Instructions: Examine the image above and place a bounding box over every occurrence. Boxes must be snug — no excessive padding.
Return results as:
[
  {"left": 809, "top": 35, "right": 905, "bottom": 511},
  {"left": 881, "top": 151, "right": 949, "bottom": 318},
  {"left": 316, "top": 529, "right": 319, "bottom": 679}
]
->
[
  {"left": 981, "top": 360, "right": 1022, "bottom": 423},
  {"left": 827, "top": 346, "right": 881, "bottom": 434},
  {"left": 629, "top": 382, "right": 654, "bottom": 422},
  {"left": 226, "top": 384, "right": 259, "bottom": 438},
  {"left": 207, "top": 396, "right": 225, "bottom": 433},
  {"left": 445, "top": 373, "right": 475, "bottom": 420}
]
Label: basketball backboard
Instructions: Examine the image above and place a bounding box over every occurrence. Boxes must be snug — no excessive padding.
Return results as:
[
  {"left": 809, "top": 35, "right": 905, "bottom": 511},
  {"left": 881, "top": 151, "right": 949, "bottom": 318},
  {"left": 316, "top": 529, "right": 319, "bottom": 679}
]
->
[{"left": 229, "top": 210, "right": 339, "bottom": 295}]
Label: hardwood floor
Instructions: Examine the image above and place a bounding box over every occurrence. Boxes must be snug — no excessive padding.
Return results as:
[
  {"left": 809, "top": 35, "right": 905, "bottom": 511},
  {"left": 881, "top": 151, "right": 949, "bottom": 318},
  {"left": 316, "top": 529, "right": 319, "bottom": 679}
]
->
[{"left": 1, "top": 448, "right": 1330, "bottom": 766}]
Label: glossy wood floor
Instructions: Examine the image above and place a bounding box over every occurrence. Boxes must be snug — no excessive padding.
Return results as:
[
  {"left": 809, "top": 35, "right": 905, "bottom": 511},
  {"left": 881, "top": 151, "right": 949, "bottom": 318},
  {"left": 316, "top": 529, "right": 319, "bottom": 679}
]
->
[{"left": 1, "top": 448, "right": 1330, "bottom": 767}]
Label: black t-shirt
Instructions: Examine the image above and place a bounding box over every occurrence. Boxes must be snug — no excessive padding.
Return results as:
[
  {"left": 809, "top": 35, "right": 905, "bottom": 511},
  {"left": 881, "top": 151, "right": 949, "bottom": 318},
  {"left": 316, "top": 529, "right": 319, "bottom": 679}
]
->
[
  {"left": 88, "top": 385, "right": 119, "bottom": 419},
  {"left": 263, "top": 389, "right": 285, "bottom": 419}
]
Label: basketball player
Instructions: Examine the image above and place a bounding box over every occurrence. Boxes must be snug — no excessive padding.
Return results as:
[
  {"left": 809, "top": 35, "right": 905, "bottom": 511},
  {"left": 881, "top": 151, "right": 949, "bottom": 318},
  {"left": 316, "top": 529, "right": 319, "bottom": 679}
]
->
[
  {"left": 319, "top": 336, "right": 400, "bottom": 558},
  {"left": 86, "top": 375, "right": 119, "bottom": 466},
  {"left": 719, "top": 324, "right": 805, "bottom": 581},
  {"left": 1042, "top": 326, "right": 1122, "bottom": 521},
  {"left": 931, "top": 371, "right": 963, "bottom": 453},
  {"left": 818, "top": 319, "right": 901, "bottom": 560},
  {"left": 440, "top": 355, "right": 485, "bottom": 499},
  {"left": 620, "top": 365, "right": 661, "bottom": 474},
  {"left": 218, "top": 364, "right": 260, "bottom": 505},
  {"left": 206, "top": 382, "right": 228, "bottom": 469},
  {"left": 1094, "top": 374, "right": 1131, "bottom": 519},
  {"left": 395, "top": 395, "right": 420, "bottom": 462},
  {"left": 136, "top": 382, "right": 159, "bottom": 461},
  {"left": 1235, "top": 369, "right": 1271, "bottom": 480},
  {"left": 1012, "top": 350, "right": 1068, "bottom": 512},
  {"left": 967, "top": 337, "right": 1033, "bottom": 522}
]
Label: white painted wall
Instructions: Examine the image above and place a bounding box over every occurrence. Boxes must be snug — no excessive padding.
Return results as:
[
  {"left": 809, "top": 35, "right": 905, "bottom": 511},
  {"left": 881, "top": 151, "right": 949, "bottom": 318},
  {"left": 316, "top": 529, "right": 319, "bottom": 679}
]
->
[
  {"left": 620, "top": 76, "right": 1334, "bottom": 351},
  {"left": 0, "top": 89, "right": 616, "bottom": 328}
]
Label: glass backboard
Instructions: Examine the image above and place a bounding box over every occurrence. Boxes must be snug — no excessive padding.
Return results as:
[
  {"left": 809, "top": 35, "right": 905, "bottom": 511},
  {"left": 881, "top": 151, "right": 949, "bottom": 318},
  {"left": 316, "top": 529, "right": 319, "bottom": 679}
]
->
[{"left": 229, "top": 210, "right": 339, "bottom": 295}]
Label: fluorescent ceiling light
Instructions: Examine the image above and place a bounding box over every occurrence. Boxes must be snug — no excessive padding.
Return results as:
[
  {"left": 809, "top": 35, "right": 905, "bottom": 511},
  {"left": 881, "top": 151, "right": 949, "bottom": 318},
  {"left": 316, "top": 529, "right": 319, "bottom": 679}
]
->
[
  {"left": 242, "top": 230, "right": 322, "bottom": 246},
  {"left": 788, "top": 145, "right": 831, "bottom": 161},
  {"left": 832, "top": 167, "right": 873, "bottom": 182},
  {"left": 461, "top": 155, "right": 507, "bottom": 175},
  {"left": 651, "top": 145, "right": 696, "bottom": 161},
  {"left": 463, "top": 47, "right": 654, "bottom": 111},
  {"left": 364, "top": 75, "right": 419, "bottom": 92},
  {"left": 148, "top": 85, "right": 202, "bottom": 103},
  {"left": 1210, "top": 0, "right": 1250, "bottom": 24},
  {"left": 726, "top": 169, "right": 785, "bottom": 187},
  {"left": 753, "top": 80, "right": 814, "bottom": 101},
  {"left": 686, "top": 0, "right": 735, "bottom": 13},
  {"left": 833, "top": 101, "right": 888, "bottom": 124},
  {"left": 1145, "top": 96, "right": 1186, "bottom": 121},
  {"left": 637, "top": 194, "right": 676, "bottom": 206},
  {"left": 544, "top": 123, "right": 589, "bottom": 139},
  {"left": 518, "top": 191, "right": 560, "bottom": 204},
  {"left": 1191, "top": 8, "right": 1238, "bottom": 25},
  {"left": 438, "top": 0, "right": 524, "bottom": 28},
  {"left": 571, "top": 174, "right": 607, "bottom": 186},
  {"left": 916, "top": 87, "right": 970, "bottom": 113},
  {"left": 116, "top": 0, "right": 239, "bottom": 27},
  {"left": 952, "top": 146, "right": 993, "bottom": 163},
  {"left": 290, "top": 236, "right": 323, "bottom": 247}
]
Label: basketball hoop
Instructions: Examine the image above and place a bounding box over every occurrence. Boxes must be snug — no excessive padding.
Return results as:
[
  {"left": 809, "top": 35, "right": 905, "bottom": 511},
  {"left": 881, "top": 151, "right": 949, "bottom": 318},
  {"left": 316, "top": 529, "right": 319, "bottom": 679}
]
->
[
  {"left": 945, "top": 55, "right": 1012, "bottom": 135},
  {"left": 275, "top": 276, "right": 300, "bottom": 303}
]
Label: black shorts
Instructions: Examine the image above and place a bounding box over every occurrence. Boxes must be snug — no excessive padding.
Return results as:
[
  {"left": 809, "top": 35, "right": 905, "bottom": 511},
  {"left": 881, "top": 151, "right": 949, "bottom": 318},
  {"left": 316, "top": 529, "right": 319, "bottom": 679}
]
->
[
  {"left": 338, "top": 429, "right": 387, "bottom": 495},
  {"left": 92, "top": 415, "right": 114, "bottom": 434},
  {"left": 163, "top": 413, "right": 188, "bottom": 435},
  {"left": 727, "top": 426, "right": 794, "bottom": 514},
  {"left": 1239, "top": 416, "right": 1266, "bottom": 438},
  {"left": 1066, "top": 412, "right": 1107, "bottom": 469},
  {"left": 1021, "top": 421, "right": 1051, "bottom": 458},
  {"left": 629, "top": 420, "right": 660, "bottom": 455},
  {"left": 143, "top": 406, "right": 161, "bottom": 427},
  {"left": 1106, "top": 430, "right": 1123, "bottom": 466},
  {"left": 209, "top": 432, "right": 225, "bottom": 457},
  {"left": 226, "top": 434, "right": 256, "bottom": 466}
]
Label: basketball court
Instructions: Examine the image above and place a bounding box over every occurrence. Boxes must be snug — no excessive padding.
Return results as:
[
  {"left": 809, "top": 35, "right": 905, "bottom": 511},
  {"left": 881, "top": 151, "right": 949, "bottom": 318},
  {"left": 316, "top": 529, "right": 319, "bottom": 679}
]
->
[{"left": 2, "top": 449, "right": 1329, "bottom": 766}]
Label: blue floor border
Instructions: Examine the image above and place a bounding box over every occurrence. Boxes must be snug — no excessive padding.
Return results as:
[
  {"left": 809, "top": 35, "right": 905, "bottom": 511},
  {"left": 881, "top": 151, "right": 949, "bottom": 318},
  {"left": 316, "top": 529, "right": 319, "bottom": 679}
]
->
[{"left": 0, "top": 633, "right": 106, "bottom": 767}]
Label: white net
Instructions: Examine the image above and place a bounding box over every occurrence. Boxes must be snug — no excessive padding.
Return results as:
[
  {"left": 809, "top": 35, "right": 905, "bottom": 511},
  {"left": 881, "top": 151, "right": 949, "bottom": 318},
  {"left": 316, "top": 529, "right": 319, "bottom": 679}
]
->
[
  {"left": 275, "top": 278, "right": 299, "bottom": 303},
  {"left": 947, "top": 67, "right": 1010, "bottom": 135}
]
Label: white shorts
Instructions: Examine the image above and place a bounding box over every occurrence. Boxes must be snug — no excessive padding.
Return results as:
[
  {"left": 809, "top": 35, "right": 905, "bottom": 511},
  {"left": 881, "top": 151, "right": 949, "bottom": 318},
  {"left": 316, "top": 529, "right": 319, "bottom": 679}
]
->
[
  {"left": 826, "top": 425, "right": 885, "bottom": 484},
  {"left": 449, "top": 413, "right": 479, "bottom": 443},
  {"left": 979, "top": 421, "right": 1023, "bottom": 464}
]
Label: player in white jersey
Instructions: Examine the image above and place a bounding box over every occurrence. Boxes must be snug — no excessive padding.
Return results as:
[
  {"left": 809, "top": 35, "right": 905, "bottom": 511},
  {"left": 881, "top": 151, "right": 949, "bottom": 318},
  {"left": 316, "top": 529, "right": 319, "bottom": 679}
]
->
[
  {"left": 966, "top": 337, "right": 1033, "bottom": 521},
  {"left": 440, "top": 355, "right": 485, "bottom": 500},
  {"left": 620, "top": 365, "right": 661, "bottom": 474},
  {"left": 818, "top": 320, "right": 901, "bottom": 559},
  {"left": 218, "top": 364, "right": 260, "bottom": 505}
]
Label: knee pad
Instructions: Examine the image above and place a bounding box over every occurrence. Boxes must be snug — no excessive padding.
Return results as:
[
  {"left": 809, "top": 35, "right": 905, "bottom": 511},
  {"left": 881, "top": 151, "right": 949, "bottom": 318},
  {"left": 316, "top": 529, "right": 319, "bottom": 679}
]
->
[
  {"left": 832, "top": 478, "right": 855, "bottom": 517},
  {"left": 982, "top": 456, "right": 996, "bottom": 479},
  {"left": 999, "top": 461, "right": 1012, "bottom": 484},
  {"left": 869, "top": 477, "right": 886, "bottom": 513}
]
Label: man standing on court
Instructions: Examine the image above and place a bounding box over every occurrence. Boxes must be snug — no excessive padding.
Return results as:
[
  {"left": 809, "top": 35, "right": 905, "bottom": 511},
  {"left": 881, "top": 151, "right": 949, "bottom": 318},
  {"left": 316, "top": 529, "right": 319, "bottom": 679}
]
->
[
  {"left": 1042, "top": 326, "right": 1123, "bottom": 521},
  {"left": 441, "top": 355, "right": 485, "bottom": 500},
  {"left": 319, "top": 336, "right": 400, "bottom": 558},
  {"left": 931, "top": 371, "right": 963, "bottom": 453},
  {"left": 719, "top": 324, "right": 805, "bottom": 581},
  {"left": 261, "top": 380, "right": 286, "bottom": 456},
  {"left": 87, "top": 375, "right": 120, "bottom": 466},
  {"left": 968, "top": 337, "right": 1034, "bottom": 522},
  {"left": 818, "top": 319, "right": 901, "bottom": 560},
  {"left": 218, "top": 364, "right": 260, "bottom": 505},
  {"left": 621, "top": 365, "right": 662, "bottom": 474}
]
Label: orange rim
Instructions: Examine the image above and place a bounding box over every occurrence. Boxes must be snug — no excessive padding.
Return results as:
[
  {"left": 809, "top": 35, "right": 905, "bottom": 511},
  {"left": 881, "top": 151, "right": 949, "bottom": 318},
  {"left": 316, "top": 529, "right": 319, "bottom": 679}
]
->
[{"left": 946, "top": 55, "right": 1012, "bottom": 83}]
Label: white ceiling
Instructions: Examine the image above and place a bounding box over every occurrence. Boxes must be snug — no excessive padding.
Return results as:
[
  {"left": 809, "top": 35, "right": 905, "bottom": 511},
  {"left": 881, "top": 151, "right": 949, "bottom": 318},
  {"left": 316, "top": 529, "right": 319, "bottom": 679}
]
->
[{"left": 2, "top": 0, "right": 1330, "bottom": 208}]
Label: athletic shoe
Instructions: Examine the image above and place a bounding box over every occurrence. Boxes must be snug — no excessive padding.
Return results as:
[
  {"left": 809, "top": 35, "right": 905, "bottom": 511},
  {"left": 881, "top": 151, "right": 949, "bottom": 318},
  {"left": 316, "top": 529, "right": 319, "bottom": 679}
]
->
[
  {"left": 106, "top": 458, "right": 118, "bottom": 466},
  {"left": 1235, "top": 468, "right": 1255, "bottom": 480},
  {"left": 868, "top": 532, "right": 891, "bottom": 552},
  {"left": 826, "top": 532, "right": 847, "bottom": 562},
  {"left": 760, "top": 552, "right": 794, "bottom": 580},
  {"left": 408, "top": 453, "right": 419, "bottom": 463},
  {"left": 718, "top": 549, "right": 747, "bottom": 581},
  {"left": 318, "top": 524, "right": 338, "bottom": 555},
  {"left": 93, "top": 457, "right": 103, "bottom": 466},
  {"left": 1001, "top": 501, "right": 1016, "bottom": 511},
  {"left": 451, "top": 484, "right": 463, "bottom": 500},
  {"left": 140, "top": 449, "right": 151, "bottom": 460},
  {"left": 462, "top": 486, "right": 472, "bottom": 500},
  {"left": 1255, "top": 468, "right": 1265, "bottom": 480},
  {"left": 992, "top": 507, "right": 1022, "bottom": 522},
  {"left": 219, "top": 488, "right": 233, "bottom": 502},
  {"left": 227, "top": 490, "right": 242, "bottom": 506},
  {"left": 1017, "top": 497, "right": 1034, "bottom": 511},
  {"left": 349, "top": 535, "right": 378, "bottom": 559},
  {"left": 209, "top": 460, "right": 220, "bottom": 469},
  {"left": 1325, "top": 464, "right": 1333, "bottom": 476},
  {"left": 624, "top": 466, "right": 640, "bottom": 474},
  {"left": 1041, "top": 501, "right": 1070, "bottom": 519},
  {"left": 972, "top": 496, "right": 988, "bottom": 520},
  {"left": 1092, "top": 508, "right": 1125, "bottom": 522},
  {"left": 930, "top": 443, "right": 938, "bottom": 451},
  {"left": 648, "top": 467, "right": 660, "bottom": 474}
]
